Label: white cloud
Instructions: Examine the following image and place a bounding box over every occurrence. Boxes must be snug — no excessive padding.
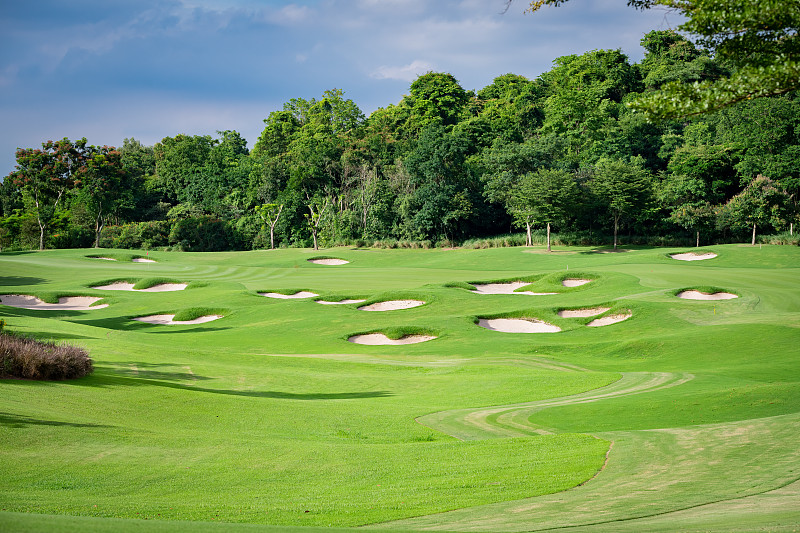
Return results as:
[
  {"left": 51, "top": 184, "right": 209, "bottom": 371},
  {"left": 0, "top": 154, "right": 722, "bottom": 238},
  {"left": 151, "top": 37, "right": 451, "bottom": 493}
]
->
[
  {"left": 273, "top": 4, "right": 312, "bottom": 24},
  {"left": 370, "top": 60, "right": 435, "bottom": 81}
]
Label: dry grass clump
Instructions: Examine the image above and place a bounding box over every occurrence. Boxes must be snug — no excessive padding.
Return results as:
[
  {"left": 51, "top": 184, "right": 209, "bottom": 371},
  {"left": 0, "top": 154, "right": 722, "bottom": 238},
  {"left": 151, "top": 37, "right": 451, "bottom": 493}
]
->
[{"left": 0, "top": 332, "right": 93, "bottom": 380}]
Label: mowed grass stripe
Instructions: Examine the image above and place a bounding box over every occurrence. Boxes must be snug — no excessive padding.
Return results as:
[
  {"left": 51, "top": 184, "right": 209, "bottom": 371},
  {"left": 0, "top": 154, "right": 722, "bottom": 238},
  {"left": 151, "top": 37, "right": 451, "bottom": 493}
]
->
[{"left": 375, "top": 412, "right": 800, "bottom": 532}]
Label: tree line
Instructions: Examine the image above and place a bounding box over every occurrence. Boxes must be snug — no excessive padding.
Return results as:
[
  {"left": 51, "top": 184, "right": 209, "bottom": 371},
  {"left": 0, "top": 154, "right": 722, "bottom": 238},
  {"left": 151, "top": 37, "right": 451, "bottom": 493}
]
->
[{"left": 2, "top": 30, "right": 798, "bottom": 252}]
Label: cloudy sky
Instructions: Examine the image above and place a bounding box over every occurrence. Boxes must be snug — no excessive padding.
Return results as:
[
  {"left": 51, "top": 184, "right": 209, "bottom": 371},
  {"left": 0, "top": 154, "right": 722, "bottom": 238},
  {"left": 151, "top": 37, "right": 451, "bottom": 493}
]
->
[{"left": 0, "top": 0, "right": 679, "bottom": 176}]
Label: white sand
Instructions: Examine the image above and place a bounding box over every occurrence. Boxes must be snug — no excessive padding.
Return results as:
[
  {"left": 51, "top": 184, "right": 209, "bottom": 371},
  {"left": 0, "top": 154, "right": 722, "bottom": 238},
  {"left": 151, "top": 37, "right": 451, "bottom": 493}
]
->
[
  {"left": 132, "top": 314, "right": 222, "bottom": 325},
  {"left": 93, "top": 256, "right": 117, "bottom": 261},
  {"left": 558, "top": 307, "right": 611, "bottom": 318},
  {"left": 358, "top": 300, "right": 424, "bottom": 311},
  {"left": 91, "top": 282, "right": 187, "bottom": 292},
  {"left": 588, "top": 311, "right": 632, "bottom": 327},
  {"left": 259, "top": 291, "right": 319, "bottom": 299},
  {"left": 308, "top": 258, "right": 349, "bottom": 265},
  {"left": 562, "top": 278, "right": 592, "bottom": 287},
  {"left": 132, "top": 258, "right": 156, "bottom": 263},
  {"left": 471, "top": 282, "right": 556, "bottom": 296},
  {"left": 0, "top": 295, "right": 108, "bottom": 311},
  {"left": 671, "top": 252, "right": 718, "bottom": 261},
  {"left": 347, "top": 333, "right": 436, "bottom": 345},
  {"left": 677, "top": 290, "right": 738, "bottom": 300},
  {"left": 92, "top": 282, "right": 136, "bottom": 291},
  {"left": 139, "top": 283, "right": 187, "bottom": 292},
  {"left": 478, "top": 318, "right": 561, "bottom": 333},
  {"left": 316, "top": 299, "right": 367, "bottom": 305}
]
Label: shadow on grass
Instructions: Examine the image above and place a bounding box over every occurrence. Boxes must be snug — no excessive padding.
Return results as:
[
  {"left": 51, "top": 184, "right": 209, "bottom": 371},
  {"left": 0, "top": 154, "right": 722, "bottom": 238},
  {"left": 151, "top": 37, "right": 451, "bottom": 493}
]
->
[
  {"left": 83, "top": 364, "right": 392, "bottom": 400},
  {"left": 0, "top": 251, "right": 37, "bottom": 256},
  {"left": 100, "top": 362, "right": 213, "bottom": 382},
  {"left": 0, "top": 276, "right": 47, "bottom": 286},
  {"left": 579, "top": 245, "right": 660, "bottom": 255},
  {"left": 0, "top": 308, "right": 100, "bottom": 319},
  {"left": 0, "top": 411, "right": 112, "bottom": 429}
]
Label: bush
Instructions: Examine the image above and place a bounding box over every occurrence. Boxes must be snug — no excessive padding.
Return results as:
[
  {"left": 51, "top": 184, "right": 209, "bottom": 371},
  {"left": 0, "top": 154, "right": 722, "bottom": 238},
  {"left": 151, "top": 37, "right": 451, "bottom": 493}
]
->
[
  {"left": 138, "top": 220, "right": 171, "bottom": 249},
  {"left": 758, "top": 231, "right": 800, "bottom": 246},
  {"left": 0, "top": 333, "right": 93, "bottom": 380},
  {"left": 169, "top": 216, "right": 242, "bottom": 251},
  {"left": 49, "top": 225, "right": 93, "bottom": 249}
]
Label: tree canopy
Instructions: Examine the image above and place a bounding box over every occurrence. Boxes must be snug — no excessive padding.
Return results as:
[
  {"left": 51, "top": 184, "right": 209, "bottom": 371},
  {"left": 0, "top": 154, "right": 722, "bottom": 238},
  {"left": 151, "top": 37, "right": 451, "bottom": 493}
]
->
[{"left": 517, "top": 0, "right": 800, "bottom": 118}]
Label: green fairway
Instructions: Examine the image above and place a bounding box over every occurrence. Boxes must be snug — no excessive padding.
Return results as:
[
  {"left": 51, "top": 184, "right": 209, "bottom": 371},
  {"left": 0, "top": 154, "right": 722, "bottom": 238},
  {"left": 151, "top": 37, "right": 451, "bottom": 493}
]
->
[{"left": 1, "top": 244, "right": 799, "bottom": 532}]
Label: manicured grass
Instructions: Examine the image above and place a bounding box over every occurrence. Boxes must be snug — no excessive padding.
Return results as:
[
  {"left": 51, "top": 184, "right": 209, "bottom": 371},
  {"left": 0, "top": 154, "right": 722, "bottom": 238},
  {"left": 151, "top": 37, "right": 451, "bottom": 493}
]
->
[{"left": 0, "top": 244, "right": 798, "bottom": 532}]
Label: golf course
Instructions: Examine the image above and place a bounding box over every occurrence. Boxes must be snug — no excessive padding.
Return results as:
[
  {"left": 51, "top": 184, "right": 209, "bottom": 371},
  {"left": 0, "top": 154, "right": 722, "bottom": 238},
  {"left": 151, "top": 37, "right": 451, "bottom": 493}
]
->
[{"left": 1, "top": 243, "right": 799, "bottom": 532}]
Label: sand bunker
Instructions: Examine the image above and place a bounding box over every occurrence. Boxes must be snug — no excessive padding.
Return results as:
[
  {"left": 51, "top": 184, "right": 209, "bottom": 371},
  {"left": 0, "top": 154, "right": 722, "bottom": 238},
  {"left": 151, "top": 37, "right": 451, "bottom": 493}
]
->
[
  {"left": 347, "top": 333, "right": 436, "bottom": 345},
  {"left": 558, "top": 307, "right": 611, "bottom": 318},
  {"left": 677, "top": 290, "right": 737, "bottom": 300},
  {"left": 308, "top": 258, "right": 349, "bottom": 265},
  {"left": 588, "top": 311, "right": 632, "bottom": 327},
  {"left": 478, "top": 318, "right": 561, "bottom": 333},
  {"left": 471, "top": 282, "right": 556, "bottom": 296},
  {"left": 358, "top": 300, "right": 424, "bottom": 311},
  {"left": 132, "top": 258, "right": 156, "bottom": 263},
  {"left": 0, "top": 295, "right": 108, "bottom": 311},
  {"left": 91, "top": 282, "right": 187, "bottom": 292},
  {"left": 132, "top": 314, "right": 222, "bottom": 325},
  {"left": 316, "top": 299, "right": 367, "bottom": 305},
  {"left": 671, "top": 252, "right": 718, "bottom": 261},
  {"left": 562, "top": 278, "right": 592, "bottom": 287},
  {"left": 259, "top": 291, "right": 319, "bottom": 299},
  {"left": 91, "top": 256, "right": 117, "bottom": 261}
]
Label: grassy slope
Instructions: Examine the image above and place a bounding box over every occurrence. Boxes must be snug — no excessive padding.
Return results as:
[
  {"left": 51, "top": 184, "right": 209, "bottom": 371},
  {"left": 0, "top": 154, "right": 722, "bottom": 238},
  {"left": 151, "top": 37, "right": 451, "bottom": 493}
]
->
[{"left": 1, "top": 244, "right": 799, "bottom": 532}]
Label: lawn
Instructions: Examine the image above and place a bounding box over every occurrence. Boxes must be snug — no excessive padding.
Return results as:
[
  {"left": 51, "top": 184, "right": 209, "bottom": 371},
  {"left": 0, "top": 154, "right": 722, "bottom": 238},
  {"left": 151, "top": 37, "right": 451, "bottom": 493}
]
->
[{"left": 0, "top": 244, "right": 798, "bottom": 532}]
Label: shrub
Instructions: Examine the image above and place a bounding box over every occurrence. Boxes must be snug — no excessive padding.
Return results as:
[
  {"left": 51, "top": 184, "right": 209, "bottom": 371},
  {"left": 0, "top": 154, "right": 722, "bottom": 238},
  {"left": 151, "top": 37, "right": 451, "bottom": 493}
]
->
[
  {"left": 169, "top": 216, "right": 243, "bottom": 252},
  {"left": 0, "top": 332, "right": 93, "bottom": 380},
  {"left": 49, "top": 225, "right": 93, "bottom": 249},
  {"left": 138, "top": 220, "right": 171, "bottom": 249}
]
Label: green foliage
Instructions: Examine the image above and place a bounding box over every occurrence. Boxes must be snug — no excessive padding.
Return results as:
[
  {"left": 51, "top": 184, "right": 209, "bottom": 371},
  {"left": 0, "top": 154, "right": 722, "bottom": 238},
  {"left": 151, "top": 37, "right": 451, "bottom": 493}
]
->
[
  {"left": 591, "top": 157, "right": 654, "bottom": 248},
  {"left": 718, "top": 175, "right": 791, "bottom": 243},
  {"left": 168, "top": 216, "right": 241, "bottom": 252},
  {"left": 522, "top": 0, "right": 800, "bottom": 118},
  {"left": 4, "top": 35, "right": 800, "bottom": 250}
]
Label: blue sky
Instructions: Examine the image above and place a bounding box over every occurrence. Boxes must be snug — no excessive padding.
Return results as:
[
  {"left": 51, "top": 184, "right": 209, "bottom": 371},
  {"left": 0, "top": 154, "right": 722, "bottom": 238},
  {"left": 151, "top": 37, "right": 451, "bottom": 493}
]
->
[{"left": 0, "top": 0, "right": 679, "bottom": 176}]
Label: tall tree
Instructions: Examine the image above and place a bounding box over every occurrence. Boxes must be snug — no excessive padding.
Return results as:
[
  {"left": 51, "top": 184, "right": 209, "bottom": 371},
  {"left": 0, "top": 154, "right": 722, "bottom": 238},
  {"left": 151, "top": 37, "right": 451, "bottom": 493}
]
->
[
  {"left": 591, "top": 157, "right": 653, "bottom": 249},
  {"left": 74, "top": 145, "right": 127, "bottom": 247},
  {"left": 255, "top": 203, "right": 283, "bottom": 250},
  {"left": 8, "top": 137, "right": 87, "bottom": 249},
  {"left": 718, "top": 175, "right": 791, "bottom": 245},
  {"left": 657, "top": 172, "right": 717, "bottom": 246},
  {"left": 510, "top": 169, "right": 579, "bottom": 251}
]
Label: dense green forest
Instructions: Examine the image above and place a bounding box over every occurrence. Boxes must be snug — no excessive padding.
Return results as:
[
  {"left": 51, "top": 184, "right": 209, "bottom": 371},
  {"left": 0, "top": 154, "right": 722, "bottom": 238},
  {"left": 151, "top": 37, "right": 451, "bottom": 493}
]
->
[{"left": 2, "top": 30, "right": 798, "bottom": 252}]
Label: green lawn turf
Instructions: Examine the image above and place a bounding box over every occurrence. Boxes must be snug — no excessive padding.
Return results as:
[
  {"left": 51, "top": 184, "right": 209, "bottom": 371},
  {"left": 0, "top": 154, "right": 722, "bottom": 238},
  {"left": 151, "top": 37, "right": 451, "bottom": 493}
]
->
[{"left": 0, "top": 244, "right": 798, "bottom": 532}]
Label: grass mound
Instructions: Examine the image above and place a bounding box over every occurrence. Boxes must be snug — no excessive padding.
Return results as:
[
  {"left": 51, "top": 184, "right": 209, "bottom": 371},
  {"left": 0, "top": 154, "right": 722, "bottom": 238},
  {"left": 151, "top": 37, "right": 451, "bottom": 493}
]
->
[{"left": 0, "top": 332, "right": 93, "bottom": 380}]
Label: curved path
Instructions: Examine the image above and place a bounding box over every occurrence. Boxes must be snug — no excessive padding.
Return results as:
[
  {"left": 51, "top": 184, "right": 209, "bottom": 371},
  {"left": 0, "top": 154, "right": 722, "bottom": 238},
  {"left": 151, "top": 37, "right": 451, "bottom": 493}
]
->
[{"left": 417, "top": 372, "right": 694, "bottom": 441}]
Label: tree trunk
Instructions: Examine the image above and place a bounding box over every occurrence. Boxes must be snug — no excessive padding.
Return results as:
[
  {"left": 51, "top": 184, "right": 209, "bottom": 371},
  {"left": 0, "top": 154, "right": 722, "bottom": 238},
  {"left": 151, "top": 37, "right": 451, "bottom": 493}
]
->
[
  {"left": 696, "top": 230, "right": 700, "bottom": 248},
  {"left": 613, "top": 215, "right": 619, "bottom": 250},
  {"left": 94, "top": 217, "right": 104, "bottom": 248},
  {"left": 525, "top": 220, "right": 532, "bottom": 247},
  {"left": 269, "top": 226, "right": 275, "bottom": 250},
  {"left": 752, "top": 222, "right": 757, "bottom": 246},
  {"left": 312, "top": 231, "right": 318, "bottom": 251},
  {"left": 546, "top": 222, "right": 551, "bottom": 252},
  {"left": 791, "top": 222, "right": 794, "bottom": 236},
  {"left": 38, "top": 222, "right": 45, "bottom": 251}
]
